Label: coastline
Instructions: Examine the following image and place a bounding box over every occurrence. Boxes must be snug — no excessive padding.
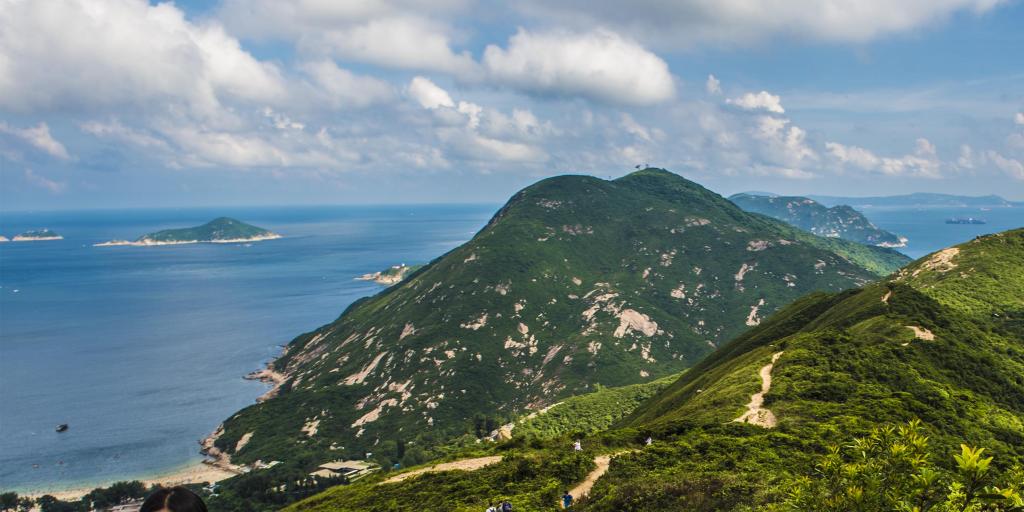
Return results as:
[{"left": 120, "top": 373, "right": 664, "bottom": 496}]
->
[
  {"left": 94, "top": 234, "right": 282, "bottom": 247},
  {"left": 17, "top": 458, "right": 238, "bottom": 502},
  {"left": 12, "top": 366, "right": 289, "bottom": 502},
  {"left": 11, "top": 236, "right": 63, "bottom": 242}
]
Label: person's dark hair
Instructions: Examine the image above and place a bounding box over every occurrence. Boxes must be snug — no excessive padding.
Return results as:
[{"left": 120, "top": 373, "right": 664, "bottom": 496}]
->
[{"left": 140, "top": 486, "right": 208, "bottom": 512}]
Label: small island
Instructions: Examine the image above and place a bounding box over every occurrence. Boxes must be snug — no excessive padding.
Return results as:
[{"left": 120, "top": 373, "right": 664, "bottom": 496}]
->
[
  {"left": 12, "top": 229, "right": 63, "bottom": 241},
  {"left": 0, "top": 236, "right": 8, "bottom": 242},
  {"left": 95, "top": 217, "right": 281, "bottom": 247},
  {"left": 356, "top": 263, "right": 422, "bottom": 285}
]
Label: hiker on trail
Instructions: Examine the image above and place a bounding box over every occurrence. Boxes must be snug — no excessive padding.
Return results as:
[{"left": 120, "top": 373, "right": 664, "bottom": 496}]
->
[
  {"left": 562, "top": 490, "right": 574, "bottom": 508},
  {"left": 573, "top": 439, "right": 582, "bottom": 452},
  {"left": 485, "top": 503, "right": 498, "bottom": 512},
  {"left": 501, "top": 500, "right": 513, "bottom": 512},
  {"left": 645, "top": 436, "right": 653, "bottom": 446}
]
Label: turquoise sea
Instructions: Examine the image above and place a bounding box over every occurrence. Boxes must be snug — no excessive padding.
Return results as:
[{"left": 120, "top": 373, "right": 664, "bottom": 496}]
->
[
  {"left": 0, "top": 205, "right": 496, "bottom": 493},
  {"left": 0, "top": 202, "right": 1020, "bottom": 494}
]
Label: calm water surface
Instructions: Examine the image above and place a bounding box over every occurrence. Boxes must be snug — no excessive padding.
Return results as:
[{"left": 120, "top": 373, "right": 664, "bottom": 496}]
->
[{"left": 0, "top": 205, "right": 496, "bottom": 492}]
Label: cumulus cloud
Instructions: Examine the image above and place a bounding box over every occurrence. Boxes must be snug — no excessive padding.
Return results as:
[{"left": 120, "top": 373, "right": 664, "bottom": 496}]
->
[
  {"left": 751, "top": 116, "right": 817, "bottom": 169},
  {"left": 0, "top": 122, "right": 71, "bottom": 159},
  {"left": 318, "top": 17, "right": 476, "bottom": 75},
  {"left": 706, "top": 75, "right": 722, "bottom": 95},
  {"left": 1016, "top": 112, "right": 1024, "bottom": 125},
  {"left": 987, "top": 151, "right": 1024, "bottom": 180},
  {"left": 727, "top": 91, "right": 785, "bottom": 113},
  {"left": 299, "top": 61, "right": 395, "bottom": 109},
  {"left": 515, "top": 0, "right": 1007, "bottom": 48},
  {"left": 405, "top": 77, "right": 550, "bottom": 164},
  {"left": 408, "top": 77, "right": 455, "bottom": 109},
  {"left": 483, "top": 28, "right": 675, "bottom": 106},
  {"left": 0, "top": 0, "right": 285, "bottom": 116},
  {"left": 826, "top": 138, "right": 942, "bottom": 178}
]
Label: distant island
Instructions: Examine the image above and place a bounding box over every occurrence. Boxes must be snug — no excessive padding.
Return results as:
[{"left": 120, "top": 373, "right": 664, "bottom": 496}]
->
[
  {"left": 95, "top": 217, "right": 281, "bottom": 247},
  {"left": 0, "top": 235, "right": 8, "bottom": 242},
  {"left": 11, "top": 229, "right": 63, "bottom": 241},
  {"left": 730, "top": 193, "right": 907, "bottom": 247},
  {"left": 355, "top": 263, "right": 422, "bottom": 285},
  {"left": 946, "top": 217, "right": 986, "bottom": 225},
  {"left": 808, "top": 192, "right": 1018, "bottom": 208}
]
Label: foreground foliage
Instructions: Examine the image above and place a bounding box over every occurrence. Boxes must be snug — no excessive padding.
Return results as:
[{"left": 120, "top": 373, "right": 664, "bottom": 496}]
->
[{"left": 779, "top": 421, "right": 1024, "bottom": 512}]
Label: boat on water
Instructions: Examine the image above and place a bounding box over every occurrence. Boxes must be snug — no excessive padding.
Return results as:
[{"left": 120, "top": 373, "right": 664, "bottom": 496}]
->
[
  {"left": 56, "top": 423, "right": 69, "bottom": 433},
  {"left": 945, "top": 217, "right": 986, "bottom": 225}
]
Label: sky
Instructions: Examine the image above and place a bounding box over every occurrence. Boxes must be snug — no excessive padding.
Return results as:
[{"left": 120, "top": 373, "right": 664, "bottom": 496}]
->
[{"left": 1, "top": 0, "right": 1023, "bottom": 211}]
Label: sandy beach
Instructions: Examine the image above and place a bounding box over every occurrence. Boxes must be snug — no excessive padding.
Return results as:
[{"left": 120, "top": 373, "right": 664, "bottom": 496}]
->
[{"left": 20, "top": 459, "right": 237, "bottom": 502}]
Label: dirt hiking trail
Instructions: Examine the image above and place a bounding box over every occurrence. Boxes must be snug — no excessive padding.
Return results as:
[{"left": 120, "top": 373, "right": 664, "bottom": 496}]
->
[
  {"left": 733, "top": 351, "right": 784, "bottom": 428},
  {"left": 381, "top": 455, "right": 503, "bottom": 484}
]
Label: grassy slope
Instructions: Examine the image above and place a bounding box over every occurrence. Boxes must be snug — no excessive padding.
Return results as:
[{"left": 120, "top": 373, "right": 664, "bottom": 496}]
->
[
  {"left": 215, "top": 169, "right": 903, "bottom": 472},
  {"left": 292, "top": 229, "right": 1023, "bottom": 512},
  {"left": 581, "top": 228, "right": 1024, "bottom": 511}
]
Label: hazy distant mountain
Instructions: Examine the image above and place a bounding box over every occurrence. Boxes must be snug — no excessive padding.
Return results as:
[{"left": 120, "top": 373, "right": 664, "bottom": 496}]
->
[
  {"left": 809, "top": 192, "right": 1017, "bottom": 208},
  {"left": 730, "top": 193, "right": 907, "bottom": 247}
]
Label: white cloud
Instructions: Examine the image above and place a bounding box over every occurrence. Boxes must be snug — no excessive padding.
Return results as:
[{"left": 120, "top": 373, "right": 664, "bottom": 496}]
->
[
  {"left": 987, "top": 151, "right": 1024, "bottom": 180},
  {"left": 0, "top": 122, "right": 71, "bottom": 159},
  {"left": 80, "top": 120, "right": 169, "bottom": 150},
  {"left": 0, "top": 0, "right": 285, "bottom": 117},
  {"left": 516, "top": 0, "right": 1007, "bottom": 47},
  {"left": 1015, "top": 112, "right": 1024, "bottom": 125},
  {"left": 218, "top": 0, "right": 470, "bottom": 39},
  {"left": 727, "top": 91, "right": 785, "bottom": 114},
  {"left": 824, "top": 141, "right": 880, "bottom": 170},
  {"left": 24, "top": 169, "right": 67, "bottom": 193},
  {"left": 483, "top": 28, "right": 675, "bottom": 106},
  {"left": 319, "top": 17, "right": 476, "bottom": 75},
  {"left": 406, "top": 76, "right": 550, "bottom": 164},
  {"left": 706, "top": 75, "right": 722, "bottom": 95},
  {"left": 956, "top": 144, "right": 976, "bottom": 170},
  {"left": 408, "top": 77, "right": 455, "bottom": 109},
  {"left": 827, "top": 138, "right": 942, "bottom": 178},
  {"left": 299, "top": 61, "right": 395, "bottom": 109},
  {"left": 752, "top": 116, "right": 817, "bottom": 169}
]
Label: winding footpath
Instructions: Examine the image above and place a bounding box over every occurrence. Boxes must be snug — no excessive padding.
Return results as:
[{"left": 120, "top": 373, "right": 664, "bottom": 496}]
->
[
  {"left": 380, "top": 455, "right": 503, "bottom": 484},
  {"left": 569, "top": 454, "right": 612, "bottom": 502},
  {"left": 733, "top": 351, "right": 784, "bottom": 428}
]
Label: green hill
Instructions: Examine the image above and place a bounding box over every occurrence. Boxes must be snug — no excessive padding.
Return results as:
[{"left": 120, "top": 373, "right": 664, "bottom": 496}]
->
[
  {"left": 139, "top": 217, "right": 278, "bottom": 243},
  {"left": 210, "top": 169, "right": 909, "bottom": 477},
  {"left": 730, "top": 193, "right": 906, "bottom": 247},
  {"left": 12, "top": 228, "right": 62, "bottom": 241},
  {"left": 280, "top": 228, "right": 1023, "bottom": 512}
]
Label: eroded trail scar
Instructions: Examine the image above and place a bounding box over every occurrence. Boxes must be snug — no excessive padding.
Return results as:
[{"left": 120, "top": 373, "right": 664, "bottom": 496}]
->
[
  {"left": 380, "top": 455, "right": 502, "bottom": 484},
  {"left": 569, "top": 455, "right": 612, "bottom": 502},
  {"left": 733, "top": 351, "right": 784, "bottom": 428}
]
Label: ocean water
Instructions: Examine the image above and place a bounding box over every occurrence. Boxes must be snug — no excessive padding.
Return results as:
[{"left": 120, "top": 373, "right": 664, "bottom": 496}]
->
[
  {"left": 854, "top": 206, "right": 1024, "bottom": 259},
  {"left": 0, "top": 205, "right": 496, "bottom": 493}
]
